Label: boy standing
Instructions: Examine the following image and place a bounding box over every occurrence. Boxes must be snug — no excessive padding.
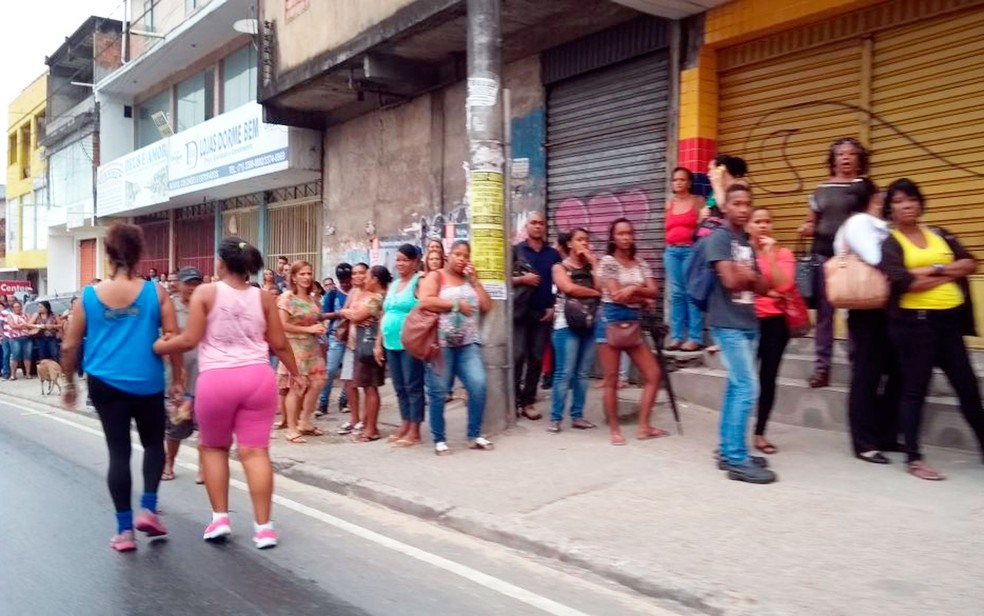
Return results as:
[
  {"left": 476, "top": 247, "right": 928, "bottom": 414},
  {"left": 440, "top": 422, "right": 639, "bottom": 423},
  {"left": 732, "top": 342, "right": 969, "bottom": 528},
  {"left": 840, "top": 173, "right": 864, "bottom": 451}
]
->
[{"left": 703, "top": 185, "right": 777, "bottom": 484}]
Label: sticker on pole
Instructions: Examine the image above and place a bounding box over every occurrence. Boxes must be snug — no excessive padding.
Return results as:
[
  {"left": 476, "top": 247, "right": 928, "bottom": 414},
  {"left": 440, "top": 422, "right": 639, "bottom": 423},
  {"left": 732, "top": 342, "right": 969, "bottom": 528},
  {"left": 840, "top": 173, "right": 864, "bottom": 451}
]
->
[
  {"left": 466, "top": 78, "right": 499, "bottom": 107},
  {"left": 468, "top": 170, "right": 506, "bottom": 300}
]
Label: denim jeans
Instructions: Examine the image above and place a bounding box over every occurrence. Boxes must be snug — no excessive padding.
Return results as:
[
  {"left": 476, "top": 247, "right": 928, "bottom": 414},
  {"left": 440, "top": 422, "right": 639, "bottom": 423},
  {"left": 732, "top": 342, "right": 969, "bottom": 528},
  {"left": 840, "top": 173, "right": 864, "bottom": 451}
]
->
[
  {"left": 426, "top": 343, "right": 487, "bottom": 443},
  {"left": 550, "top": 327, "right": 596, "bottom": 422},
  {"left": 319, "top": 336, "right": 348, "bottom": 409},
  {"left": 37, "top": 337, "right": 60, "bottom": 361},
  {"left": 665, "top": 245, "right": 704, "bottom": 345},
  {"left": 386, "top": 349, "right": 425, "bottom": 423},
  {"left": 711, "top": 327, "right": 760, "bottom": 466},
  {"left": 1, "top": 338, "right": 9, "bottom": 378},
  {"left": 813, "top": 254, "right": 834, "bottom": 371}
]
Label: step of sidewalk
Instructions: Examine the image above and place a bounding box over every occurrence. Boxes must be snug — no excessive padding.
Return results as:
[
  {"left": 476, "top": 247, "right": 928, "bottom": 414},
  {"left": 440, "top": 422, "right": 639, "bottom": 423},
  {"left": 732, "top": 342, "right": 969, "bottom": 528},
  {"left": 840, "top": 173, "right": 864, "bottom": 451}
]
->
[
  {"left": 667, "top": 366, "right": 979, "bottom": 453},
  {"left": 702, "top": 352, "right": 983, "bottom": 399}
]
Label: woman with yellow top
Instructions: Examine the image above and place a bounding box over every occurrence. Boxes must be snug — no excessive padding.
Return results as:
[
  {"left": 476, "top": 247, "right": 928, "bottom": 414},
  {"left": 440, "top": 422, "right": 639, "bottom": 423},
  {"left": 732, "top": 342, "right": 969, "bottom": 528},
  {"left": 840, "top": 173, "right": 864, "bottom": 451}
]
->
[{"left": 879, "top": 179, "right": 984, "bottom": 481}]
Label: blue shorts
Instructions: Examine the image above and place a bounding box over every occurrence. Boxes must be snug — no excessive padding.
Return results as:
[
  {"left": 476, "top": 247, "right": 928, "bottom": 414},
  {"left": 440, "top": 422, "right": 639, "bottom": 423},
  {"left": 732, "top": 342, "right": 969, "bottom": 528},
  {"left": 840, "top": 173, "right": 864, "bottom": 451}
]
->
[
  {"left": 8, "top": 337, "right": 31, "bottom": 362},
  {"left": 596, "top": 303, "right": 641, "bottom": 343}
]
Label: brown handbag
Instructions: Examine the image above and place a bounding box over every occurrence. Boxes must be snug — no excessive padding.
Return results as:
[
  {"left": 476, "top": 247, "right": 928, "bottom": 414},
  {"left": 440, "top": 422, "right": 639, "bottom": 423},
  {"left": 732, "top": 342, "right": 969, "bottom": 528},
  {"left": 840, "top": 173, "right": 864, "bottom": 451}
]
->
[
  {"left": 823, "top": 252, "right": 889, "bottom": 310},
  {"left": 334, "top": 318, "right": 349, "bottom": 344},
  {"left": 605, "top": 321, "right": 643, "bottom": 349},
  {"left": 400, "top": 307, "right": 442, "bottom": 362}
]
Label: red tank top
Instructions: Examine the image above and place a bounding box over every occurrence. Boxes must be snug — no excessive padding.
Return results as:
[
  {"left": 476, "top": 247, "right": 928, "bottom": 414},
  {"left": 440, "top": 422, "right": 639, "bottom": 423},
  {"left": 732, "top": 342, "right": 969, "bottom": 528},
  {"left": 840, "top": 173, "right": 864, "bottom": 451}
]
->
[{"left": 665, "top": 202, "right": 699, "bottom": 246}]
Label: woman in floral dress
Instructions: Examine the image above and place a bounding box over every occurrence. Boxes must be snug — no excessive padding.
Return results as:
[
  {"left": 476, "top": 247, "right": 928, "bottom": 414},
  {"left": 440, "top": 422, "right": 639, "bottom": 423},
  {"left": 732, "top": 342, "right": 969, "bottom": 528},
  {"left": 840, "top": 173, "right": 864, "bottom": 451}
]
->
[{"left": 278, "top": 261, "right": 327, "bottom": 443}]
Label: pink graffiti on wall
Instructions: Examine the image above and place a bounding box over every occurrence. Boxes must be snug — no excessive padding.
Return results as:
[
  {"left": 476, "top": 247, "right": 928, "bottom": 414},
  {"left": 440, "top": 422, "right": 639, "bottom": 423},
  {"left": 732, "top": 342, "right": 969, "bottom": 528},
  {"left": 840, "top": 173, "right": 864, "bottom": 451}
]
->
[{"left": 553, "top": 188, "right": 651, "bottom": 246}]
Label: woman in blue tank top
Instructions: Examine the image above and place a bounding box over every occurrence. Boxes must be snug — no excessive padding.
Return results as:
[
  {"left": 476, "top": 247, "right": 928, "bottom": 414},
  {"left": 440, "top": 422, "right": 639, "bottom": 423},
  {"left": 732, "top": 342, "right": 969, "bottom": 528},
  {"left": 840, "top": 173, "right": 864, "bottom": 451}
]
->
[{"left": 61, "top": 223, "right": 183, "bottom": 552}]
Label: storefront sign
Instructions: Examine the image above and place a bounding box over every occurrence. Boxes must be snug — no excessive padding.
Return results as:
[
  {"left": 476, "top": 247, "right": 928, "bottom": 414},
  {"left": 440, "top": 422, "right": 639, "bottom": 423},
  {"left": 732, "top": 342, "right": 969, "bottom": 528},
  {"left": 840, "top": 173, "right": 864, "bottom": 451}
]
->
[
  {"left": 0, "top": 280, "right": 34, "bottom": 295},
  {"left": 168, "top": 102, "right": 289, "bottom": 196},
  {"left": 467, "top": 170, "right": 506, "bottom": 300},
  {"left": 97, "top": 141, "right": 169, "bottom": 217}
]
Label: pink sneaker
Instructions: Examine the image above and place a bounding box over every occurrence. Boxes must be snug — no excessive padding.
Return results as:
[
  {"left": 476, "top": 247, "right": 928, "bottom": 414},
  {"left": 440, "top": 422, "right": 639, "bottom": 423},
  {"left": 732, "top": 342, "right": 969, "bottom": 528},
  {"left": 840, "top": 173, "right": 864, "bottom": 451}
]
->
[
  {"left": 135, "top": 510, "right": 168, "bottom": 537},
  {"left": 110, "top": 530, "right": 137, "bottom": 552},
  {"left": 253, "top": 528, "right": 278, "bottom": 550},
  {"left": 203, "top": 517, "right": 232, "bottom": 542}
]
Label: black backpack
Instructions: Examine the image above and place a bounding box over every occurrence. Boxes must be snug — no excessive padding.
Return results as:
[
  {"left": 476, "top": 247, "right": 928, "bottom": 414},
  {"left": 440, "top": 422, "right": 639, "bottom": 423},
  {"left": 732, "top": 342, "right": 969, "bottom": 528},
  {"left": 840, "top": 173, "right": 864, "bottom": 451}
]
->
[{"left": 562, "top": 264, "right": 599, "bottom": 332}]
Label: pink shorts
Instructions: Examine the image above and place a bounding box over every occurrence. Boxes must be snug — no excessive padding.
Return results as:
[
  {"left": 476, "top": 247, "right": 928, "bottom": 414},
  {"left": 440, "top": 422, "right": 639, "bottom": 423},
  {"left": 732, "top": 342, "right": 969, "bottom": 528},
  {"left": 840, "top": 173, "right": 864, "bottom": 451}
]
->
[{"left": 195, "top": 364, "right": 278, "bottom": 449}]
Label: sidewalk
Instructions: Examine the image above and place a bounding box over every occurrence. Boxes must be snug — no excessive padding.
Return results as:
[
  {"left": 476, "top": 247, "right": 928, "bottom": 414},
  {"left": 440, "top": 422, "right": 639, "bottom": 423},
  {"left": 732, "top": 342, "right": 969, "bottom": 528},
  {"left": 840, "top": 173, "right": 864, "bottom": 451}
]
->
[{"left": 4, "top": 376, "right": 982, "bottom": 615}]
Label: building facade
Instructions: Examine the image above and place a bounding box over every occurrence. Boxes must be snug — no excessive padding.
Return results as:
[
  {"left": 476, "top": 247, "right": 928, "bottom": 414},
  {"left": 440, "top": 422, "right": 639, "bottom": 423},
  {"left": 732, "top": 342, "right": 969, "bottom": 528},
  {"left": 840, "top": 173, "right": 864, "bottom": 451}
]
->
[
  {"left": 44, "top": 17, "right": 124, "bottom": 294},
  {"left": 5, "top": 73, "right": 49, "bottom": 297},
  {"left": 93, "top": 0, "right": 322, "bottom": 280},
  {"left": 677, "top": 0, "right": 984, "bottom": 343},
  {"left": 257, "top": 0, "right": 727, "bottom": 293}
]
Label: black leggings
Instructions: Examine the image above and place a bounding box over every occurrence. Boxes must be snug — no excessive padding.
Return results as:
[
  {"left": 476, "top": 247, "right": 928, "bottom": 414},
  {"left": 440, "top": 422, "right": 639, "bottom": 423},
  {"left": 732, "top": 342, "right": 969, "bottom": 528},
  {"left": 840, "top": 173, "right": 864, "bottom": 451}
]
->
[
  {"left": 88, "top": 376, "right": 166, "bottom": 513},
  {"left": 756, "top": 316, "right": 790, "bottom": 436},
  {"left": 847, "top": 309, "right": 900, "bottom": 454},
  {"left": 889, "top": 311, "right": 984, "bottom": 463}
]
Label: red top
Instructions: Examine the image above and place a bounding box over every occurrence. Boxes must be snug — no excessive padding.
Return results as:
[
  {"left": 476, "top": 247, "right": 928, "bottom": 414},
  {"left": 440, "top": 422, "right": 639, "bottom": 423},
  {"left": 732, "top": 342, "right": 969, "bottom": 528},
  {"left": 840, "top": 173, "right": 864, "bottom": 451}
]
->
[
  {"left": 755, "top": 247, "right": 796, "bottom": 318},
  {"left": 665, "top": 202, "right": 699, "bottom": 246}
]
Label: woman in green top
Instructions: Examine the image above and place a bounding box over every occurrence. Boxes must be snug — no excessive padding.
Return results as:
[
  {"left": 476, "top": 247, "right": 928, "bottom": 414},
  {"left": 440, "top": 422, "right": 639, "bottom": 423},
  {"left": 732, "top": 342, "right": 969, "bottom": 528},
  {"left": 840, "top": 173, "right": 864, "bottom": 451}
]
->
[{"left": 376, "top": 244, "right": 425, "bottom": 447}]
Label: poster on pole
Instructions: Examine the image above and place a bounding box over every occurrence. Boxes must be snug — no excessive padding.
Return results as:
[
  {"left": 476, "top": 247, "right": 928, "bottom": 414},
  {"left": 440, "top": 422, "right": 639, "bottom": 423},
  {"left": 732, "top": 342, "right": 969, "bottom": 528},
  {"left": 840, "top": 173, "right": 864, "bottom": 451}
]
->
[{"left": 468, "top": 170, "right": 506, "bottom": 300}]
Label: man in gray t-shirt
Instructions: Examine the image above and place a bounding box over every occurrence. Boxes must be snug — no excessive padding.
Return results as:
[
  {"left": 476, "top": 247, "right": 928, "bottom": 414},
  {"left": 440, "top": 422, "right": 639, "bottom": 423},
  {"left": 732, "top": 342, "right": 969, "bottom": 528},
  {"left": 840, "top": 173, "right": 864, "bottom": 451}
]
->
[{"left": 704, "top": 185, "right": 776, "bottom": 485}]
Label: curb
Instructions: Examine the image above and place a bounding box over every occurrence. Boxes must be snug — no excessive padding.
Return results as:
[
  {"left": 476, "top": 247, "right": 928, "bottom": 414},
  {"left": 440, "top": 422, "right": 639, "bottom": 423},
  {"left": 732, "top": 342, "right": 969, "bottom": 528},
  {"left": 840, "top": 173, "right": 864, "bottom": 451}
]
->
[{"left": 281, "top": 462, "right": 773, "bottom": 616}]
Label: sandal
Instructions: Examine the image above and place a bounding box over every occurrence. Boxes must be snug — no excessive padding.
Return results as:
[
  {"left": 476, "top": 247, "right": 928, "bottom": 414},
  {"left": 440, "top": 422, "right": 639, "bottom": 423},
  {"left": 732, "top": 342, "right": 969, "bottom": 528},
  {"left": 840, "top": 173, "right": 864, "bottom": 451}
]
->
[
  {"left": 907, "top": 460, "right": 945, "bottom": 481},
  {"left": 755, "top": 441, "right": 778, "bottom": 455},
  {"left": 161, "top": 469, "right": 175, "bottom": 481},
  {"left": 352, "top": 433, "right": 381, "bottom": 443},
  {"left": 300, "top": 427, "right": 325, "bottom": 437},
  {"left": 809, "top": 369, "right": 830, "bottom": 389},
  {"left": 637, "top": 426, "right": 670, "bottom": 440},
  {"left": 469, "top": 437, "right": 495, "bottom": 451},
  {"left": 571, "top": 419, "right": 596, "bottom": 430},
  {"left": 610, "top": 433, "right": 626, "bottom": 446},
  {"left": 285, "top": 433, "right": 307, "bottom": 444},
  {"left": 665, "top": 340, "right": 682, "bottom": 351},
  {"left": 391, "top": 439, "right": 419, "bottom": 448},
  {"left": 434, "top": 442, "right": 452, "bottom": 456},
  {"left": 681, "top": 341, "right": 701, "bottom": 352}
]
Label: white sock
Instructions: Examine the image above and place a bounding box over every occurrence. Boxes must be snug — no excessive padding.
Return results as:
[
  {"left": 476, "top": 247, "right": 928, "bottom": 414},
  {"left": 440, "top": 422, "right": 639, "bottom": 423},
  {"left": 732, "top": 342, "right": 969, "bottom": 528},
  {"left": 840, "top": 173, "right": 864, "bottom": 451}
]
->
[
  {"left": 255, "top": 521, "right": 275, "bottom": 532},
  {"left": 212, "top": 511, "right": 229, "bottom": 523}
]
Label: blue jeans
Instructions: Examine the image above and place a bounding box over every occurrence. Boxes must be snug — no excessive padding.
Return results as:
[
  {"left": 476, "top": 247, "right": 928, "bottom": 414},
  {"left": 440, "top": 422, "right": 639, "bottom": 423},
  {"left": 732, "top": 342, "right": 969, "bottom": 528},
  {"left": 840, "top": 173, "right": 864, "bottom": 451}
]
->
[
  {"left": 8, "top": 337, "right": 31, "bottom": 362},
  {"left": 426, "top": 343, "right": 487, "bottom": 443},
  {"left": 386, "top": 349, "right": 425, "bottom": 423},
  {"left": 319, "top": 337, "right": 348, "bottom": 409},
  {"left": 1, "top": 339, "right": 10, "bottom": 378},
  {"left": 711, "top": 327, "right": 760, "bottom": 466},
  {"left": 37, "top": 337, "right": 60, "bottom": 361},
  {"left": 550, "top": 327, "right": 596, "bottom": 422},
  {"left": 665, "top": 245, "right": 704, "bottom": 345}
]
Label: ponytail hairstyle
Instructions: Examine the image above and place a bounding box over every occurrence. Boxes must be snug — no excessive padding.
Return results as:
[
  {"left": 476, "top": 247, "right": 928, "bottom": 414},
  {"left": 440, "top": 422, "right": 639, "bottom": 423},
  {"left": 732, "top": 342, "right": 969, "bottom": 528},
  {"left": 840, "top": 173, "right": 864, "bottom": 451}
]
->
[
  {"left": 218, "top": 237, "right": 264, "bottom": 280},
  {"left": 369, "top": 265, "right": 393, "bottom": 291},
  {"left": 105, "top": 223, "right": 144, "bottom": 275}
]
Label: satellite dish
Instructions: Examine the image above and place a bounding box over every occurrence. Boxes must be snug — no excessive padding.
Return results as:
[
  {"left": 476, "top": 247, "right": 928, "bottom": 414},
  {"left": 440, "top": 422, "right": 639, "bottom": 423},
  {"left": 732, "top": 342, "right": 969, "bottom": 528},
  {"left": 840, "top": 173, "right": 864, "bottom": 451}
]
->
[{"left": 233, "top": 19, "right": 259, "bottom": 35}]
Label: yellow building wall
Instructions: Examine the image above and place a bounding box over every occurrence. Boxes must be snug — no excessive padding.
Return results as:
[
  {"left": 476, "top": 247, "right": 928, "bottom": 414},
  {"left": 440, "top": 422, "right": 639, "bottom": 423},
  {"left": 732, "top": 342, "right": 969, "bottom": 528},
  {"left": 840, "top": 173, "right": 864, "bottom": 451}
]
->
[{"left": 6, "top": 73, "right": 48, "bottom": 271}]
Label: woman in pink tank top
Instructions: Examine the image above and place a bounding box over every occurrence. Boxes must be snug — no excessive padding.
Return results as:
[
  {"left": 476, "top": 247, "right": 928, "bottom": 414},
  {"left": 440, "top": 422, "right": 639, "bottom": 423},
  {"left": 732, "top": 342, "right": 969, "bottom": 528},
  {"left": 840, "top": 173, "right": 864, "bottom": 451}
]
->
[{"left": 154, "top": 238, "right": 299, "bottom": 550}]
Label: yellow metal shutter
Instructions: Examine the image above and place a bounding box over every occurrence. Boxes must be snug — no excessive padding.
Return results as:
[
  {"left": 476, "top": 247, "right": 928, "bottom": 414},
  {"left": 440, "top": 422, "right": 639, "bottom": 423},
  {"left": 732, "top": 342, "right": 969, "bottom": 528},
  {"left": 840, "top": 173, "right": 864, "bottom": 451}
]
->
[
  {"left": 871, "top": 7, "right": 984, "bottom": 255},
  {"left": 717, "top": 41, "right": 862, "bottom": 246}
]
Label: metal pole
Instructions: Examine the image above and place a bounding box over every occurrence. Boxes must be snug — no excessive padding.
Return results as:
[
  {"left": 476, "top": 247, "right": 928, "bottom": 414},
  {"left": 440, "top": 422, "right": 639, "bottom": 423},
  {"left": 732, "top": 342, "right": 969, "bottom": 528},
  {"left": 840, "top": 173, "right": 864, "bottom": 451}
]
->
[{"left": 466, "top": 0, "right": 509, "bottom": 434}]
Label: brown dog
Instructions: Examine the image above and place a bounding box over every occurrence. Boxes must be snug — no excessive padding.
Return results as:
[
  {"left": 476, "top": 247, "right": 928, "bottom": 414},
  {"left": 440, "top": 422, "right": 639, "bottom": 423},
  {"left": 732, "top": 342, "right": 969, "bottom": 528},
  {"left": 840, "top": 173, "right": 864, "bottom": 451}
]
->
[{"left": 38, "top": 359, "right": 63, "bottom": 396}]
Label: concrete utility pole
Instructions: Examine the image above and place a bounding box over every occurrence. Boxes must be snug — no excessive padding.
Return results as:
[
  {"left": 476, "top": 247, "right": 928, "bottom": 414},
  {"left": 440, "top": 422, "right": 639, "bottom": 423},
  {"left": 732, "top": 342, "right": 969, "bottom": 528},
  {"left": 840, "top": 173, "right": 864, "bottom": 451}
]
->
[{"left": 466, "top": 0, "right": 513, "bottom": 433}]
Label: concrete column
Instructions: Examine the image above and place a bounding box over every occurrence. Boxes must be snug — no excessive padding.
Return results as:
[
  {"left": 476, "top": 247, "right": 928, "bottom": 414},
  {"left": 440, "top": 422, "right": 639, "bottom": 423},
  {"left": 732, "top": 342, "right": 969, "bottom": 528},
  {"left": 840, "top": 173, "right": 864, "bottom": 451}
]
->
[
  {"left": 466, "top": 0, "right": 513, "bottom": 433},
  {"left": 258, "top": 191, "right": 269, "bottom": 260},
  {"left": 214, "top": 204, "right": 222, "bottom": 257}
]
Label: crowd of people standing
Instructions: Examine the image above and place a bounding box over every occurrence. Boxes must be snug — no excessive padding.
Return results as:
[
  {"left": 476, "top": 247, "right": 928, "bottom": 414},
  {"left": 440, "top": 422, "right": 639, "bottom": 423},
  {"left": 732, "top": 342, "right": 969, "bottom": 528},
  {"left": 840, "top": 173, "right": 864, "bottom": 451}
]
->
[{"left": 40, "top": 134, "right": 984, "bottom": 554}]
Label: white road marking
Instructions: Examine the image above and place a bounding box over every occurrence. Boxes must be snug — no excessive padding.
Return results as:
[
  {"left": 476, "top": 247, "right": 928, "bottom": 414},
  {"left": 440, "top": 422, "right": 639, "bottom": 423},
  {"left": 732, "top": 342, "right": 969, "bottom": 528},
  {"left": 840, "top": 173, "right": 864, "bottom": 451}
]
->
[{"left": 3, "top": 398, "right": 598, "bottom": 616}]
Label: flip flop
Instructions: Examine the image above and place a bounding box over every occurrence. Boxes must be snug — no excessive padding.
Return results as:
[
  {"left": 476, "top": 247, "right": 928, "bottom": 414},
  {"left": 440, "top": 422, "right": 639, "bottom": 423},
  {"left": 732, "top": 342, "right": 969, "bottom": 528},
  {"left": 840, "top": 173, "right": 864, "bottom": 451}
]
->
[
  {"left": 391, "top": 439, "right": 419, "bottom": 448},
  {"left": 636, "top": 427, "right": 670, "bottom": 440},
  {"left": 755, "top": 443, "right": 778, "bottom": 455},
  {"left": 285, "top": 433, "right": 307, "bottom": 444},
  {"left": 352, "top": 434, "right": 382, "bottom": 443},
  {"left": 161, "top": 470, "right": 175, "bottom": 481},
  {"left": 611, "top": 433, "right": 626, "bottom": 446},
  {"left": 300, "top": 427, "right": 325, "bottom": 436}
]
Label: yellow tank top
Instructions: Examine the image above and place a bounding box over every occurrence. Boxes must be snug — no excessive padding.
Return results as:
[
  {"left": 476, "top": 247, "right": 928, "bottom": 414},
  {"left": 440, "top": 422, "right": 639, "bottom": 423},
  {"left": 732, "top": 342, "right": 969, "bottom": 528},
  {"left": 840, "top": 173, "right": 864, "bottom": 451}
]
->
[{"left": 891, "top": 229, "right": 963, "bottom": 310}]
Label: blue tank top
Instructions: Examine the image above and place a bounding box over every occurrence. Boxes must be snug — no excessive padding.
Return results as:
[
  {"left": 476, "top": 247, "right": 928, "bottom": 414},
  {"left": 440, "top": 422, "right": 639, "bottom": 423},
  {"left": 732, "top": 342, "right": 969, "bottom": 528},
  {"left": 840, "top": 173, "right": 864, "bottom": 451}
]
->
[{"left": 83, "top": 281, "right": 165, "bottom": 395}]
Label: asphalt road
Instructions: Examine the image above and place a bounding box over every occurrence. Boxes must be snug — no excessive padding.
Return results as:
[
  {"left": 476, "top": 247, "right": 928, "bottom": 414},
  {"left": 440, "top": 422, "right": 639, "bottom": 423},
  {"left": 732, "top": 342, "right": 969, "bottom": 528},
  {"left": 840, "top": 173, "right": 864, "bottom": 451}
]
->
[{"left": 0, "top": 397, "right": 685, "bottom": 616}]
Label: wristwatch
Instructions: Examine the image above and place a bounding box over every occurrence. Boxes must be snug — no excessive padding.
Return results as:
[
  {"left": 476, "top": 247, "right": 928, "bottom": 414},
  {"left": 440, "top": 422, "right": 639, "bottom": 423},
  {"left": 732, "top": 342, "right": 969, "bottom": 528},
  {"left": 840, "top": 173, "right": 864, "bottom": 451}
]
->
[{"left": 932, "top": 263, "right": 945, "bottom": 276}]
